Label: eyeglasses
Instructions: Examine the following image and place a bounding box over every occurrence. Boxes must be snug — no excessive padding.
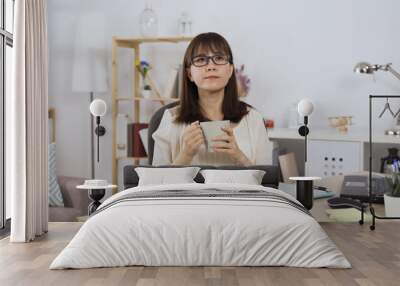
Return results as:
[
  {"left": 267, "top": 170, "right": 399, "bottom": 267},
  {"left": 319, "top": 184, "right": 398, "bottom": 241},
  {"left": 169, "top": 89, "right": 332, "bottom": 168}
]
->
[{"left": 191, "top": 54, "right": 231, "bottom": 67}]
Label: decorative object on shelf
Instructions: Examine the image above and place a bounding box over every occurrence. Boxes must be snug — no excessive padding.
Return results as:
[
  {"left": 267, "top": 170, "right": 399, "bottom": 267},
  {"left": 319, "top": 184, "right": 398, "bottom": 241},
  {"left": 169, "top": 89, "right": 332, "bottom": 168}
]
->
[
  {"left": 235, "top": 64, "right": 250, "bottom": 97},
  {"left": 328, "top": 116, "right": 353, "bottom": 133},
  {"left": 135, "top": 59, "right": 152, "bottom": 98},
  {"left": 77, "top": 180, "right": 117, "bottom": 215},
  {"left": 368, "top": 95, "right": 400, "bottom": 231},
  {"left": 72, "top": 11, "right": 108, "bottom": 179},
  {"left": 141, "top": 88, "right": 152, "bottom": 99},
  {"left": 139, "top": 4, "right": 158, "bottom": 38},
  {"left": 264, "top": 119, "right": 274, "bottom": 129},
  {"left": 89, "top": 99, "right": 107, "bottom": 162},
  {"left": 178, "top": 11, "right": 192, "bottom": 36},
  {"left": 297, "top": 98, "right": 314, "bottom": 163},
  {"left": 116, "top": 114, "right": 129, "bottom": 157}
]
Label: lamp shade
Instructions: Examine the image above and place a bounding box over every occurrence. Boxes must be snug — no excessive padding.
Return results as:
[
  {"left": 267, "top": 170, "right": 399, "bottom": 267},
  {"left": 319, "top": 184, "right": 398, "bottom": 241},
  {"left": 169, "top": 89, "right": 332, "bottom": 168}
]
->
[
  {"left": 297, "top": 99, "right": 314, "bottom": 116},
  {"left": 72, "top": 11, "right": 108, "bottom": 93},
  {"left": 89, "top": 99, "right": 107, "bottom": 117}
]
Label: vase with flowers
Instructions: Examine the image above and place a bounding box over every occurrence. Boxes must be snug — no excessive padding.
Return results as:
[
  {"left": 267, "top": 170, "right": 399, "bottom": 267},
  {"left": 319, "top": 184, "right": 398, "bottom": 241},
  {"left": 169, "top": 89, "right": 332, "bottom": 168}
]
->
[
  {"left": 235, "top": 64, "right": 250, "bottom": 98},
  {"left": 135, "top": 59, "right": 152, "bottom": 98}
]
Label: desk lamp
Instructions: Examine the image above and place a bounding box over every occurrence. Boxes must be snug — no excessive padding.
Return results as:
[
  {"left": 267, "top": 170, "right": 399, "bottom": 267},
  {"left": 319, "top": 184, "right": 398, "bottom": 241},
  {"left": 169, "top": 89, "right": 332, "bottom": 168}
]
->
[{"left": 354, "top": 62, "right": 400, "bottom": 81}]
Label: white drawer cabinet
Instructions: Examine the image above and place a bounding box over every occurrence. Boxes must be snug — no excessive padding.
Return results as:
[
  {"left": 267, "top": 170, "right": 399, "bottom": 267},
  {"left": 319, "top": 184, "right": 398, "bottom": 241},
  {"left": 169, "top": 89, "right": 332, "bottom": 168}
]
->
[{"left": 306, "top": 140, "right": 363, "bottom": 177}]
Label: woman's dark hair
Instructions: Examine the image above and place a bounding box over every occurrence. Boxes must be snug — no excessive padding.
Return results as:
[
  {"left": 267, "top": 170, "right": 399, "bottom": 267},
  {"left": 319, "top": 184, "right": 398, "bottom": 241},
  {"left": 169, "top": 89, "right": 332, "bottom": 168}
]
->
[{"left": 175, "top": 32, "right": 249, "bottom": 124}]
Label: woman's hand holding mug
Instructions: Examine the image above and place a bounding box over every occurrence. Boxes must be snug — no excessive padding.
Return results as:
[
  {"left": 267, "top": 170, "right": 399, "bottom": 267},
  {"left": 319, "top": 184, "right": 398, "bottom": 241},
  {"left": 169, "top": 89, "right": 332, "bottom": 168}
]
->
[
  {"left": 173, "top": 121, "right": 204, "bottom": 165},
  {"left": 212, "top": 126, "right": 252, "bottom": 166}
]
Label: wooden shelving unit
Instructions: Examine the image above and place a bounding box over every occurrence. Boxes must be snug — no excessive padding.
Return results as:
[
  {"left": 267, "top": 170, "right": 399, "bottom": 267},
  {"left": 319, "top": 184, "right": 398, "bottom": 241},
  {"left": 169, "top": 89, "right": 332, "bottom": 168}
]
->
[{"left": 111, "top": 36, "right": 192, "bottom": 186}]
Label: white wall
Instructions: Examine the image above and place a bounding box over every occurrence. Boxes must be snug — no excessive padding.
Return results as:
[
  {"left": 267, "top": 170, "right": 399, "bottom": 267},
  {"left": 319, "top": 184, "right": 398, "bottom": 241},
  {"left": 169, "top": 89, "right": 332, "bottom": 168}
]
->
[{"left": 47, "top": 0, "right": 400, "bottom": 187}]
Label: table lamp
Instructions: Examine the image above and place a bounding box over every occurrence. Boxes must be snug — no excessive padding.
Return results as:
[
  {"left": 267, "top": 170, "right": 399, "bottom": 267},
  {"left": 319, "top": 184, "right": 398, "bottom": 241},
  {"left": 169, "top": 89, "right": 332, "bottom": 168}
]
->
[{"left": 353, "top": 62, "right": 400, "bottom": 81}]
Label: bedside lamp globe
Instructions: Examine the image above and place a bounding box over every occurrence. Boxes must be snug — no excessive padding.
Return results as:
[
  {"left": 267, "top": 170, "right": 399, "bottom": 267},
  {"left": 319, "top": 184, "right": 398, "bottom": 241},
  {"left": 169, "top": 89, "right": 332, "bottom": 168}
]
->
[
  {"left": 89, "top": 99, "right": 107, "bottom": 117},
  {"left": 297, "top": 99, "right": 314, "bottom": 117}
]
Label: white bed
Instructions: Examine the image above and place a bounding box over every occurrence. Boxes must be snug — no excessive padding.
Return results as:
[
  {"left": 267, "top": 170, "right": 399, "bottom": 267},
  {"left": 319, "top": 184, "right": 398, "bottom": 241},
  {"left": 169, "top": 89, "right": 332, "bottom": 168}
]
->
[{"left": 50, "top": 183, "right": 351, "bottom": 269}]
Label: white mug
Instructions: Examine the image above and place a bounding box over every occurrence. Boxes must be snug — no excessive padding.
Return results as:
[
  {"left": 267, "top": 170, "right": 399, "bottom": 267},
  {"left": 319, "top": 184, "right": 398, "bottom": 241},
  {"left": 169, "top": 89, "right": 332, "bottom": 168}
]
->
[{"left": 200, "top": 120, "right": 230, "bottom": 152}]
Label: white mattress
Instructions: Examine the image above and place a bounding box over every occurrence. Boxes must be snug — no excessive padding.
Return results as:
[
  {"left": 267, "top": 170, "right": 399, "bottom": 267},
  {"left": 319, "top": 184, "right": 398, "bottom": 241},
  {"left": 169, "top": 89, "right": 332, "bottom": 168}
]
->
[{"left": 50, "top": 183, "right": 351, "bottom": 269}]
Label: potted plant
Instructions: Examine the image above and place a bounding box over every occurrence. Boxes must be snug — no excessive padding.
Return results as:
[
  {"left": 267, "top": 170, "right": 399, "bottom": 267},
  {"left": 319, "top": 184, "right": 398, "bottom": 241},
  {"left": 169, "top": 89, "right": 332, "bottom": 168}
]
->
[
  {"left": 135, "top": 59, "right": 152, "bottom": 98},
  {"left": 384, "top": 172, "right": 400, "bottom": 216}
]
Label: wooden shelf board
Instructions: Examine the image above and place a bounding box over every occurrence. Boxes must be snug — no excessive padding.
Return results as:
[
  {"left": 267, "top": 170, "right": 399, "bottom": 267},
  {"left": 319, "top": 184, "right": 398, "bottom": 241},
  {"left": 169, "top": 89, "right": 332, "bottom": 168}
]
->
[
  {"left": 114, "top": 36, "right": 193, "bottom": 47},
  {"left": 116, "top": 96, "right": 179, "bottom": 102},
  {"left": 117, "top": 156, "right": 148, "bottom": 160}
]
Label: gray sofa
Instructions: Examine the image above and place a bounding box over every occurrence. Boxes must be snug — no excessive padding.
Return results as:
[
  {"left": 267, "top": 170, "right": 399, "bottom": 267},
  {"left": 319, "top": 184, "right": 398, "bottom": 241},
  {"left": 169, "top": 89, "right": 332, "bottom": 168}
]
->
[{"left": 49, "top": 176, "right": 89, "bottom": 222}]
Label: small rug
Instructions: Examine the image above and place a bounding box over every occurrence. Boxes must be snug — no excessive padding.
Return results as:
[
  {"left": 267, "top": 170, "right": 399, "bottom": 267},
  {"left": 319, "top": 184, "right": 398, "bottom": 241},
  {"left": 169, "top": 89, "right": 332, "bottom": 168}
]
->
[{"left": 326, "top": 208, "right": 372, "bottom": 223}]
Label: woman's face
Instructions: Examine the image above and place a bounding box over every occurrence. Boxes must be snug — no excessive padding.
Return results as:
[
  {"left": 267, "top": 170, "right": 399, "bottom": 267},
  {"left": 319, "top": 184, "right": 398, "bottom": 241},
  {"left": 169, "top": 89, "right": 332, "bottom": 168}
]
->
[{"left": 187, "top": 50, "right": 233, "bottom": 94}]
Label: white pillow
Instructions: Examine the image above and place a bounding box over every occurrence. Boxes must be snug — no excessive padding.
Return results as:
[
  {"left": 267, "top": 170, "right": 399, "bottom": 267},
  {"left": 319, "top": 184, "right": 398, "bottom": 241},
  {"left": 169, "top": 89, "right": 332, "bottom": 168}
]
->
[
  {"left": 200, "top": 169, "right": 266, "bottom": 185},
  {"left": 135, "top": 167, "right": 201, "bottom": 186}
]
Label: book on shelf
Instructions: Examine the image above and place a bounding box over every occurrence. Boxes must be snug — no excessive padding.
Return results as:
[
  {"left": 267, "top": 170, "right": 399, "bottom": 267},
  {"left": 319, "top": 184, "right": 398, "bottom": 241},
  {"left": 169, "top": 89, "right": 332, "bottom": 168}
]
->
[
  {"left": 139, "top": 128, "right": 149, "bottom": 155},
  {"left": 127, "top": 123, "right": 149, "bottom": 157}
]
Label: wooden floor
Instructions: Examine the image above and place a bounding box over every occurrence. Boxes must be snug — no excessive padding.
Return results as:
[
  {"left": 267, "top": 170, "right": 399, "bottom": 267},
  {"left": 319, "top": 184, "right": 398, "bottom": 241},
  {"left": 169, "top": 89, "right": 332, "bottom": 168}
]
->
[{"left": 0, "top": 222, "right": 399, "bottom": 286}]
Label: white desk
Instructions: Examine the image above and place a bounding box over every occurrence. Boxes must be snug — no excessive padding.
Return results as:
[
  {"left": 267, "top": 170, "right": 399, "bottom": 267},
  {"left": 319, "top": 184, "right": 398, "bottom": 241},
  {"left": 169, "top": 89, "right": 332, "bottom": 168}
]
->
[
  {"left": 269, "top": 127, "right": 400, "bottom": 144},
  {"left": 268, "top": 128, "right": 400, "bottom": 177}
]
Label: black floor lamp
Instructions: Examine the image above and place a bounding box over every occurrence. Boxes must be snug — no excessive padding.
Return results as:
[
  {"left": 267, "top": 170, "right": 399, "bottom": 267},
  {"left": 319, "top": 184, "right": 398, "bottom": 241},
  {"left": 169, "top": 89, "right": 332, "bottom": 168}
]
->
[{"left": 289, "top": 99, "right": 321, "bottom": 210}]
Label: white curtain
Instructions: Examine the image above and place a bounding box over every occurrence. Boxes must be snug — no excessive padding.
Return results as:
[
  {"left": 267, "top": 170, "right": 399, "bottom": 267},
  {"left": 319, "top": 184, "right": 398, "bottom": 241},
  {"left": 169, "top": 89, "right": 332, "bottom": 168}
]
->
[{"left": 8, "top": 0, "right": 49, "bottom": 242}]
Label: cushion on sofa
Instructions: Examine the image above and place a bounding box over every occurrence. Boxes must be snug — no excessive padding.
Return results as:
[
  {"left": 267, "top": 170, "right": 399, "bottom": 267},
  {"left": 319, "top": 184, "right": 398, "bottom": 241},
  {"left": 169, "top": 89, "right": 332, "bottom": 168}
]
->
[{"left": 48, "top": 143, "right": 64, "bottom": 206}]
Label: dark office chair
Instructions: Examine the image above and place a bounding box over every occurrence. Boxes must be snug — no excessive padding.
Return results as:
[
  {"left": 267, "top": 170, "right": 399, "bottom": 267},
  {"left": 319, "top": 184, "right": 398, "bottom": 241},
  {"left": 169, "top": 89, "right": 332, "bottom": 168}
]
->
[{"left": 147, "top": 101, "right": 180, "bottom": 165}]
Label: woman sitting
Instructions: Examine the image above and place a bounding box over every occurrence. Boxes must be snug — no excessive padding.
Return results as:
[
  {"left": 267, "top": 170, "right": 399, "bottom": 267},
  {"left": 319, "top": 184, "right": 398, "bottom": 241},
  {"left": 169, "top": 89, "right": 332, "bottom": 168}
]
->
[{"left": 152, "top": 32, "right": 272, "bottom": 166}]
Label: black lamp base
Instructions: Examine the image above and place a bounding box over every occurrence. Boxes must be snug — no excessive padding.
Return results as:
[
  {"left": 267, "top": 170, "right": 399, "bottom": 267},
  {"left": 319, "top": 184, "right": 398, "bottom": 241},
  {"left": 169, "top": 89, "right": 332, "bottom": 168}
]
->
[
  {"left": 295, "top": 180, "right": 314, "bottom": 210},
  {"left": 88, "top": 188, "right": 106, "bottom": 215}
]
